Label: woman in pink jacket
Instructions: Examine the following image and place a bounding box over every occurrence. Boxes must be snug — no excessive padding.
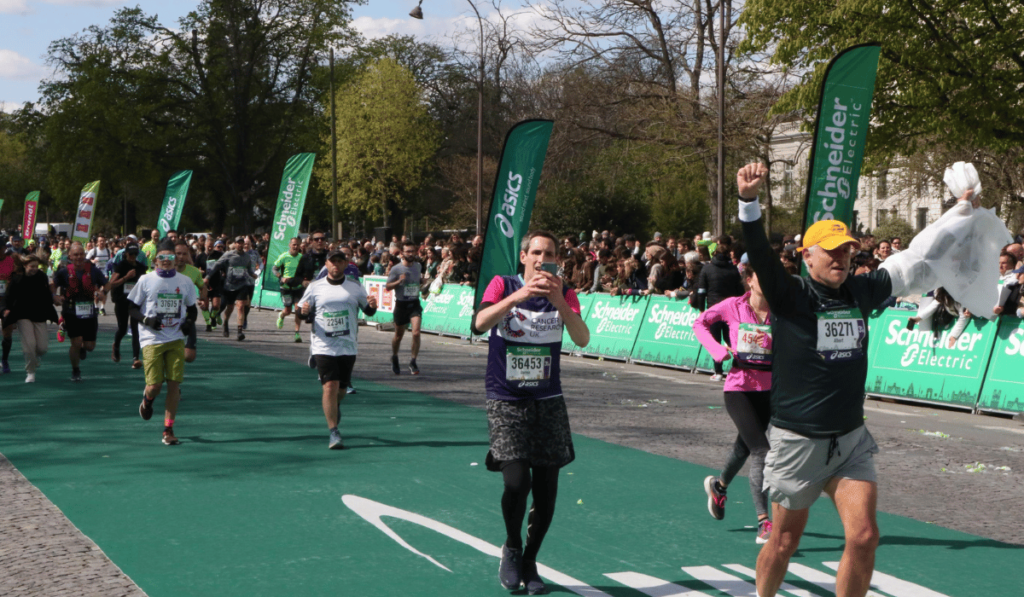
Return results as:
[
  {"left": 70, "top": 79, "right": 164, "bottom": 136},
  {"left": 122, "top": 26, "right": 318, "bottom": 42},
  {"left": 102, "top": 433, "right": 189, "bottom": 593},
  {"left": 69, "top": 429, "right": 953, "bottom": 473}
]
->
[{"left": 693, "top": 264, "right": 773, "bottom": 544}]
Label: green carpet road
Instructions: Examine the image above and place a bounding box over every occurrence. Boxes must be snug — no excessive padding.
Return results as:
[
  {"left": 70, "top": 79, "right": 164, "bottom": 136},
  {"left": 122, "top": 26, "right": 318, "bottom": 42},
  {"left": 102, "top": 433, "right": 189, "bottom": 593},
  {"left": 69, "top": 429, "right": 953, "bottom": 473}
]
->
[{"left": 1, "top": 333, "right": 1020, "bottom": 596}]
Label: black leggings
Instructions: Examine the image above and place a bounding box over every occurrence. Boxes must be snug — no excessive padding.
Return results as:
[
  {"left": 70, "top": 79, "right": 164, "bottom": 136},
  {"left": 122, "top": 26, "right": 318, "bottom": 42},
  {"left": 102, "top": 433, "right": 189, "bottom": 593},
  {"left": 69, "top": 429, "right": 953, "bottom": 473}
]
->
[
  {"left": 721, "top": 390, "right": 771, "bottom": 518},
  {"left": 113, "top": 301, "right": 141, "bottom": 360},
  {"left": 709, "top": 320, "right": 730, "bottom": 375},
  {"left": 500, "top": 461, "right": 559, "bottom": 562}
]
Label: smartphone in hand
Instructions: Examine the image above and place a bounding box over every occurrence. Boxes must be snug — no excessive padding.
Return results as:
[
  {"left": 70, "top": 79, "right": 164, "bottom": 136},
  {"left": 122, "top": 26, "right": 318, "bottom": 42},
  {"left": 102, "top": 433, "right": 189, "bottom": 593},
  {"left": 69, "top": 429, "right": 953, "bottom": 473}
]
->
[{"left": 540, "top": 262, "right": 559, "bottom": 275}]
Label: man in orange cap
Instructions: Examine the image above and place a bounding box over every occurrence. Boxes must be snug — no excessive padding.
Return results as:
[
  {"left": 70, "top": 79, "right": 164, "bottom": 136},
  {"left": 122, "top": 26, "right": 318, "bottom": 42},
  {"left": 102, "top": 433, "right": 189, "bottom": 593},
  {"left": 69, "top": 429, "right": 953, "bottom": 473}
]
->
[{"left": 734, "top": 162, "right": 980, "bottom": 597}]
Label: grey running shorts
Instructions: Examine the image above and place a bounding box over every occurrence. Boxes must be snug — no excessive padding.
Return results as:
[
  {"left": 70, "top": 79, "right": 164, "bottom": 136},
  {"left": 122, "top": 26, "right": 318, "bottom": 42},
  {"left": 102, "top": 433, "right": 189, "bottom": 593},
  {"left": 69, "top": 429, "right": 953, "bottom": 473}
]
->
[{"left": 763, "top": 424, "right": 879, "bottom": 511}]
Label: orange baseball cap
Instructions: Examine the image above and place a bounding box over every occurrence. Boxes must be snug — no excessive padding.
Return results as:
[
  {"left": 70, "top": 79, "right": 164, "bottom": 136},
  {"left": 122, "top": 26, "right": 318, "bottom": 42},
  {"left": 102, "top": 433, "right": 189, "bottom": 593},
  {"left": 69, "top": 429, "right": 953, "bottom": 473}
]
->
[{"left": 799, "top": 219, "right": 860, "bottom": 251}]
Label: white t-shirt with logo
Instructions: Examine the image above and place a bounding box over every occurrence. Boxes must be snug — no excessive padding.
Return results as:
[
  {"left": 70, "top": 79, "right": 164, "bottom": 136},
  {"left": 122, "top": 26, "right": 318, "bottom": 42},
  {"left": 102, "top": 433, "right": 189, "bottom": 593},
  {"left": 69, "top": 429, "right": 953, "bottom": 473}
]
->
[
  {"left": 87, "top": 247, "right": 111, "bottom": 269},
  {"left": 127, "top": 271, "right": 198, "bottom": 348},
  {"left": 300, "top": 277, "right": 368, "bottom": 357}
]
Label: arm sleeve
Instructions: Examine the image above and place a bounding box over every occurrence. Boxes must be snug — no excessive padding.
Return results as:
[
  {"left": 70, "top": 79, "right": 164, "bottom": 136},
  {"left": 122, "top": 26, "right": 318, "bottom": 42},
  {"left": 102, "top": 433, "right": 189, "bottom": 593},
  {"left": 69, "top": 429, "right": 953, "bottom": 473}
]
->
[
  {"left": 128, "top": 300, "right": 146, "bottom": 323},
  {"left": 915, "top": 297, "right": 942, "bottom": 320},
  {"left": 693, "top": 301, "right": 731, "bottom": 362},
  {"left": 563, "top": 288, "right": 582, "bottom": 315},
  {"left": 739, "top": 198, "right": 799, "bottom": 314},
  {"left": 481, "top": 276, "right": 506, "bottom": 304},
  {"left": 590, "top": 266, "right": 601, "bottom": 293}
]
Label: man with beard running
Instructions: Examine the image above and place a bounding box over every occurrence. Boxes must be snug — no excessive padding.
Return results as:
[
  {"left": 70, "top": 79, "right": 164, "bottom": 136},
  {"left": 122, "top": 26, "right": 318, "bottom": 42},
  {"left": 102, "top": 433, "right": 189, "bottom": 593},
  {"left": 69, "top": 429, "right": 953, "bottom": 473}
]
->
[
  {"left": 129, "top": 240, "right": 198, "bottom": 446},
  {"left": 298, "top": 248, "right": 378, "bottom": 450},
  {"left": 385, "top": 240, "right": 423, "bottom": 375},
  {"left": 52, "top": 242, "right": 109, "bottom": 381}
]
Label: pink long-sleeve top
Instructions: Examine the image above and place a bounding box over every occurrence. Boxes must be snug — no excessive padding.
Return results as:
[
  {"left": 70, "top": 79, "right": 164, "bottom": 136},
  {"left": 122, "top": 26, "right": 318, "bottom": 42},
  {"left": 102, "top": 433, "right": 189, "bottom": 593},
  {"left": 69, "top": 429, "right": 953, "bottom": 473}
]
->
[{"left": 693, "top": 292, "right": 772, "bottom": 392}]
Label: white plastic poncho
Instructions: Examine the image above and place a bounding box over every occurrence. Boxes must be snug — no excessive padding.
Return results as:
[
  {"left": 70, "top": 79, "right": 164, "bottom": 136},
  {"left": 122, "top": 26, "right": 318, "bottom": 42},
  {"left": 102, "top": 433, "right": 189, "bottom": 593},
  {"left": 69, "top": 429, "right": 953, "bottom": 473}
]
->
[{"left": 880, "top": 162, "right": 1012, "bottom": 320}]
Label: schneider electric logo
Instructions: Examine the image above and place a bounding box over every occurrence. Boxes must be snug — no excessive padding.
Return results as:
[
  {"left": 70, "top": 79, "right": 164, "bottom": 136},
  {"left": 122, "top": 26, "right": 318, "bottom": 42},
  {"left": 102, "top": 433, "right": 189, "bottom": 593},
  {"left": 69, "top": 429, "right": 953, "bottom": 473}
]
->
[
  {"left": 884, "top": 318, "right": 983, "bottom": 371},
  {"left": 812, "top": 97, "right": 864, "bottom": 223},
  {"left": 646, "top": 303, "right": 698, "bottom": 341}
]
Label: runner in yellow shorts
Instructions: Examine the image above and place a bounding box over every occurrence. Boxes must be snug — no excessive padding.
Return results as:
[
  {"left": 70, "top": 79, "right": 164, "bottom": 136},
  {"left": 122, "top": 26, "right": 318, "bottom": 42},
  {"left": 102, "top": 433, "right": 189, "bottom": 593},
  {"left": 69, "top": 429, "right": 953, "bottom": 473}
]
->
[{"left": 127, "top": 239, "right": 198, "bottom": 446}]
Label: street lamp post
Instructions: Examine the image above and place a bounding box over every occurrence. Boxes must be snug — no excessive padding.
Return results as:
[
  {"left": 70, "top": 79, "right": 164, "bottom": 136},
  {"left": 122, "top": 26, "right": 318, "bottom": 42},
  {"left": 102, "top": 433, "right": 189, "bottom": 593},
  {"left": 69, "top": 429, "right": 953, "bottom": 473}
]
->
[
  {"left": 330, "top": 47, "right": 339, "bottom": 241},
  {"left": 411, "top": 0, "right": 484, "bottom": 235},
  {"left": 716, "top": 0, "right": 726, "bottom": 237}
]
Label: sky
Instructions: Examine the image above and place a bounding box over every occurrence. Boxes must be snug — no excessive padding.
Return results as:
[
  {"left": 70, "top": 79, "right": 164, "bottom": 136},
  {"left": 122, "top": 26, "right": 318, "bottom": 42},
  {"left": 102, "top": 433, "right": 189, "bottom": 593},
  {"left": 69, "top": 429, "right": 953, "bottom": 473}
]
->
[{"left": 0, "top": 0, "right": 532, "bottom": 112}]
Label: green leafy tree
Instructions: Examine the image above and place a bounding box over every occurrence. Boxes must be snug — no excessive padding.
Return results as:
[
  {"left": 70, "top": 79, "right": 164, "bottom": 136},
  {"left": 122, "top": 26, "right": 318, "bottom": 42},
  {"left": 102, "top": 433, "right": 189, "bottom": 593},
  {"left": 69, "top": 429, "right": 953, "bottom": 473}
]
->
[
  {"left": 740, "top": 0, "right": 1024, "bottom": 157},
  {"left": 318, "top": 58, "right": 441, "bottom": 227}
]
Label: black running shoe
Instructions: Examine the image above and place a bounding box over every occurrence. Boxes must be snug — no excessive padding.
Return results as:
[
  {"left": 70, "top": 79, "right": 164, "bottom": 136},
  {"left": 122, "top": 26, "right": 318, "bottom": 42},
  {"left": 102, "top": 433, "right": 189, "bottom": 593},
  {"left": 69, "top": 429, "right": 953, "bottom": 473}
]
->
[
  {"left": 391, "top": 355, "right": 401, "bottom": 375},
  {"left": 498, "top": 544, "right": 523, "bottom": 590},
  {"left": 704, "top": 475, "right": 727, "bottom": 520},
  {"left": 111, "top": 343, "right": 121, "bottom": 363},
  {"left": 522, "top": 560, "right": 547, "bottom": 595},
  {"left": 139, "top": 396, "right": 154, "bottom": 420},
  {"left": 71, "top": 369, "right": 82, "bottom": 382},
  {"left": 409, "top": 359, "right": 420, "bottom": 375},
  {"left": 237, "top": 331, "right": 245, "bottom": 341},
  {"left": 222, "top": 325, "right": 230, "bottom": 338}
]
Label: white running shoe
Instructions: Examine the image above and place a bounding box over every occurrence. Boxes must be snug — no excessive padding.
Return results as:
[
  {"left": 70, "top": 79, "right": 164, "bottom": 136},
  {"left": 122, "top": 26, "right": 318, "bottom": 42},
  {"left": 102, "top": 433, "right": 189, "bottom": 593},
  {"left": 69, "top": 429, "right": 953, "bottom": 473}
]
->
[
  {"left": 25, "top": 373, "right": 36, "bottom": 383},
  {"left": 709, "top": 373, "right": 725, "bottom": 382}
]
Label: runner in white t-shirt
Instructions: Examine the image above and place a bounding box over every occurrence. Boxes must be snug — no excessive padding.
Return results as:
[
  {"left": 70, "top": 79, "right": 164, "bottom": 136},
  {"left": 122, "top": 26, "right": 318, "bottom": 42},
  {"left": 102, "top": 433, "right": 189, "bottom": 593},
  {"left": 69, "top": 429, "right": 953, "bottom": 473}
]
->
[
  {"left": 127, "top": 240, "right": 198, "bottom": 446},
  {"left": 86, "top": 236, "right": 111, "bottom": 316},
  {"left": 298, "top": 248, "right": 378, "bottom": 450}
]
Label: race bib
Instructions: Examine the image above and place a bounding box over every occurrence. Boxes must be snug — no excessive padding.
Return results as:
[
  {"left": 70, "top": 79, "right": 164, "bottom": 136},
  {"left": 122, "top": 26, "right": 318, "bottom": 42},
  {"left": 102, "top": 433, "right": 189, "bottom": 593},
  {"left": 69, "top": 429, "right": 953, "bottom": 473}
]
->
[
  {"left": 157, "top": 293, "right": 183, "bottom": 317},
  {"left": 231, "top": 266, "right": 247, "bottom": 279},
  {"left": 506, "top": 346, "right": 551, "bottom": 382},
  {"left": 816, "top": 308, "right": 866, "bottom": 362},
  {"left": 403, "top": 284, "right": 419, "bottom": 299},
  {"left": 736, "top": 323, "right": 772, "bottom": 366},
  {"left": 75, "top": 301, "right": 95, "bottom": 318},
  {"left": 0, "top": 280, "right": 6, "bottom": 295},
  {"left": 124, "top": 282, "right": 135, "bottom": 294},
  {"left": 281, "top": 293, "right": 294, "bottom": 307},
  {"left": 322, "top": 310, "right": 351, "bottom": 337}
]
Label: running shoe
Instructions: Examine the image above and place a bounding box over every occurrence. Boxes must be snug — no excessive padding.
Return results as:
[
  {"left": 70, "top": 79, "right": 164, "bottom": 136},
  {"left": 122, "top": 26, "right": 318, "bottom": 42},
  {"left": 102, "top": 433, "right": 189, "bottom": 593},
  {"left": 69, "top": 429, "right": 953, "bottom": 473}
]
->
[
  {"left": 57, "top": 319, "right": 65, "bottom": 343},
  {"left": 346, "top": 386, "right": 356, "bottom": 395},
  {"left": 206, "top": 323, "right": 213, "bottom": 333},
  {"left": 498, "top": 544, "right": 523, "bottom": 590},
  {"left": 139, "top": 396, "right": 154, "bottom": 420},
  {"left": 703, "top": 476, "right": 727, "bottom": 520},
  {"left": 71, "top": 369, "right": 82, "bottom": 382},
  {"left": 329, "top": 429, "right": 345, "bottom": 450},
  {"left": 237, "top": 331, "right": 245, "bottom": 342},
  {"left": 112, "top": 343, "right": 121, "bottom": 363},
  {"left": 391, "top": 355, "right": 401, "bottom": 375},
  {"left": 25, "top": 373, "right": 36, "bottom": 383},
  {"left": 756, "top": 519, "right": 773, "bottom": 545},
  {"left": 409, "top": 359, "right": 420, "bottom": 375},
  {"left": 522, "top": 560, "right": 546, "bottom": 595},
  {"left": 709, "top": 373, "right": 725, "bottom": 382},
  {"left": 276, "top": 314, "right": 284, "bottom": 329},
  {"left": 100, "top": 308, "right": 106, "bottom": 316},
  {"left": 131, "top": 359, "right": 143, "bottom": 369},
  {"left": 294, "top": 332, "right": 302, "bottom": 343},
  {"left": 162, "top": 430, "right": 180, "bottom": 446},
  {"left": 1, "top": 360, "right": 9, "bottom": 374},
  {"left": 222, "top": 325, "right": 230, "bottom": 338}
]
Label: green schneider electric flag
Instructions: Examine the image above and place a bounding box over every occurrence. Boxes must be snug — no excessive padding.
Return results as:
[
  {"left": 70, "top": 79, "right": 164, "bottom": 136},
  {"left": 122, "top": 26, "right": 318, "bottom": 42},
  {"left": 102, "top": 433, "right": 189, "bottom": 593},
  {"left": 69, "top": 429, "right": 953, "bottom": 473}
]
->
[
  {"left": 803, "top": 43, "right": 881, "bottom": 229},
  {"left": 157, "top": 171, "right": 193, "bottom": 238},
  {"left": 472, "top": 120, "right": 554, "bottom": 324},
  {"left": 262, "top": 153, "right": 316, "bottom": 293}
]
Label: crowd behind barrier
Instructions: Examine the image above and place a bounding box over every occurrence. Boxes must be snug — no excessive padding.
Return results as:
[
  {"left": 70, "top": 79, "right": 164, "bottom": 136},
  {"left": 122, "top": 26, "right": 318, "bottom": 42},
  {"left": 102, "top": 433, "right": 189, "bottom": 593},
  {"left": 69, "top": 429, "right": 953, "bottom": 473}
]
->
[{"left": 7, "top": 225, "right": 1024, "bottom": 415}]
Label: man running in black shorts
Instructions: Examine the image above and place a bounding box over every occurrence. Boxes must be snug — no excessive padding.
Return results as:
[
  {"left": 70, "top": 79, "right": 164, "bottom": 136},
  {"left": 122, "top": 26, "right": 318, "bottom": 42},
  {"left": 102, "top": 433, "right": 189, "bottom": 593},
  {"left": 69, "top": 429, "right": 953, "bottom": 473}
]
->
[
  {"left": 205, "top": 237, "right": 257, "bottom": 341},
  {"left": 52, "top": 242, "right": 109, "bottom": 381},
  {"left": 385, "top": 240, "right": 423, "bottom": 375},
  {"left": 737, "top": 162, "right": 988, "bottom": 597},
  {"left": 473, "top": 231, "right": 590, "bottom": 594},
  {"left": 273, "top": 236, "right": 305, "bottom": 342},
  {"left": 298, "top": 248, "right": 378, "bottom": 449}
]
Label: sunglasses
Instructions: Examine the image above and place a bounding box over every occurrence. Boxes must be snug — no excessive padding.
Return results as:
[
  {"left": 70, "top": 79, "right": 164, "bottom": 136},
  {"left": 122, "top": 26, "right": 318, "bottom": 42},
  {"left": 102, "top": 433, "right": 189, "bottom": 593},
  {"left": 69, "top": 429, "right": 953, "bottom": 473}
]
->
[
  {"left": 312, "top": 237, "right": 325, "bottom": 241},
  {"left": 156, "top": 254, "right": 175, "bottom": 261}
]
